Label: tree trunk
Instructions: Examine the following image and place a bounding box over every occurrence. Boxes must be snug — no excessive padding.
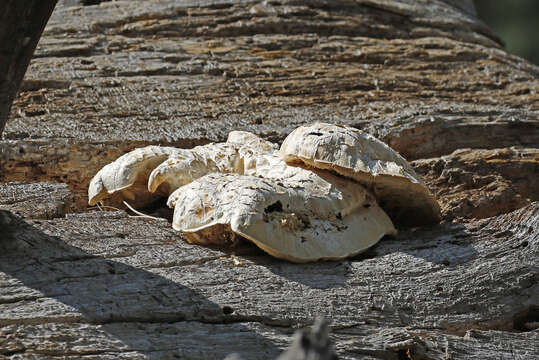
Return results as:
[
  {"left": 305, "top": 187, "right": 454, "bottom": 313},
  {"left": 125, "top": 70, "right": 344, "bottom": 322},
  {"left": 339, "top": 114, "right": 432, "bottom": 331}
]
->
[
  {"left": 0, "top": 0, "right": 57, "bottom": 136},
  {"left": 0, "top": 0, "right": 538, "bottom": 359}
]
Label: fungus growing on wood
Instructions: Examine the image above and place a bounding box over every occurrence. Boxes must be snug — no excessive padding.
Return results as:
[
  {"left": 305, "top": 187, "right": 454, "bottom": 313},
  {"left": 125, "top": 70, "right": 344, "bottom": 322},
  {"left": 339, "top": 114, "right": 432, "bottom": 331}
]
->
[
  {"left": 88, "top": 146, "right": 178, "bottom": 208},
  {"left": 148, "top": 142, "right": 242, "bottom": 195},
  {"left": 279, "top": 123, "right": 441, "bottom": 226},
  {"left": 88, "top": 124, "right": 439, "bottom": 262},
  {"left": 89, "top": 133, "right": 279, "bottom": 209},
  {"left": 168, "top": 171, "right": 395, "bottom": 262},
  {"left": 148, "top": 131, "right": 277, "bottom": 195}
]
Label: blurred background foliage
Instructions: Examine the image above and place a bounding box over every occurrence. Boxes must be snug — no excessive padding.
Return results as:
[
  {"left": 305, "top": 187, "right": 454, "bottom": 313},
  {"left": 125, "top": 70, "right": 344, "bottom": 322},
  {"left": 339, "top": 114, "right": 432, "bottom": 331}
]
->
[{"left": 474, "top": 0, "right": 539, "bottom": 65}]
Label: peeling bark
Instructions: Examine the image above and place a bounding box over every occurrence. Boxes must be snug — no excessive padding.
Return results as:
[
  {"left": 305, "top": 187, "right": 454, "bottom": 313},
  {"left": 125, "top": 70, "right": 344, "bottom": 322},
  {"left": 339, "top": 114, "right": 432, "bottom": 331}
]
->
[{"left": 414, "top": 147, "right": 539, "bottom": 221}]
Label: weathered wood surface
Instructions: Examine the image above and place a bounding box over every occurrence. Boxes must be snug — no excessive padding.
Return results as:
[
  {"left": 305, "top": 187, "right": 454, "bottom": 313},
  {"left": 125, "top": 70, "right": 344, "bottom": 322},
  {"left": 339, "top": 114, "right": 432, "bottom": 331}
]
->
[
  {"left": 1, "top": 196, "right": 538, "bottom": 359},
  {"left": 0, "top": 0, "right": 538, "bottom": 358},
  {"left": 413, "top": 147, "right": 539, "bottom": 221},
  {"left": 0, "top": 182, "right": 72, "bottom": 219}
]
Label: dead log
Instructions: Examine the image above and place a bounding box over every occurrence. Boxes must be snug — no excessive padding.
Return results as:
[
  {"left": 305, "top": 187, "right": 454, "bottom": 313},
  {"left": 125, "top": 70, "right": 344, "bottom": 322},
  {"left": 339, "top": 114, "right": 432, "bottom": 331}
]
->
[
  {"left": 1, "top": 190, "right": 538, "bottom": 358},
  {"left": 0, "top": 0, "right": 538, "bottom": 358}
]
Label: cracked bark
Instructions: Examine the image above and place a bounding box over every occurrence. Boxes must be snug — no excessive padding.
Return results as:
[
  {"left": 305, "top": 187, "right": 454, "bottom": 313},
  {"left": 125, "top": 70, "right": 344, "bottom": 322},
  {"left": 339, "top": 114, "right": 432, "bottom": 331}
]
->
[{"left": 0, "top": 0, "right": 538, "bottom": 359}]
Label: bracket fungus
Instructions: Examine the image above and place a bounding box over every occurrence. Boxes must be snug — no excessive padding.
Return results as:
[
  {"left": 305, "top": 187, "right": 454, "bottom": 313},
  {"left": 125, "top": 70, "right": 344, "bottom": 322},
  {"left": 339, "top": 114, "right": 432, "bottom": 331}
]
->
[
  {"left": 280, "top": 123, "right": 441, "bottom": 226},
  {"left": 148, "top": 131, "right": 278, "bottom": 195},
  {"left": 168, "top": 159, "right": 396, "bottom": 262},
  {"left": 88, "top": 146, "right": 179, "bottom": 208},
  {"left": 88, "top": 123, "right": 439, "bottom": 262}
]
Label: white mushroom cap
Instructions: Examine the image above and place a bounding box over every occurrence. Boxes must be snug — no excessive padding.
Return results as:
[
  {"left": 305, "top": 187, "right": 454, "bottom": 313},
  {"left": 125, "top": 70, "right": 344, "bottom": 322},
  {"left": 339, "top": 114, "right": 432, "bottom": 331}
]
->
[
  {"left": 168, "top": 162, "right": 396, "bottom": 262},
  {"left": 226, "top": 130, "right": 278, "bottom": 174},
  {"left": 279, "top": 123, "right": 441, "bottom": 226},
  {"left": 89, "top": 132, "right": 277, "bottom": 208},
  {"left": 226, "top": 130, "right": 278, "bottom": 154},
  {"left": 88, "top": 146, "right": 179, "bottom": 207},
  {"left": 86, "top": 126, "right": 438, "bottom": 262},
  {"left": 148, "top": 142, "right": 242, "bottom": 195},
  {"left": 148, "top": 132, "right": 278, "bottom": 194}
]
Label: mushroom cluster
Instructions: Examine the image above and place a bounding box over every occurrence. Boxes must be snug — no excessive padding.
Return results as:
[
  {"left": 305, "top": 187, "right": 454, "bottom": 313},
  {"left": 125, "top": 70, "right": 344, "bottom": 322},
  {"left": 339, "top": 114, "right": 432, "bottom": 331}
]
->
[{"left": 88, "top": 123, "right": 440, "bottom": 262}]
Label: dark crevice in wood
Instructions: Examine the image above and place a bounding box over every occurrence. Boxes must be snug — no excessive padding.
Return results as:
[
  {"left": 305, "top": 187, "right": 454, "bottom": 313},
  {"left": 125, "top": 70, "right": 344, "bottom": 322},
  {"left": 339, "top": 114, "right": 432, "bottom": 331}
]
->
[{"left": 513, "top": 305, "right": 539, "bottom": 332}]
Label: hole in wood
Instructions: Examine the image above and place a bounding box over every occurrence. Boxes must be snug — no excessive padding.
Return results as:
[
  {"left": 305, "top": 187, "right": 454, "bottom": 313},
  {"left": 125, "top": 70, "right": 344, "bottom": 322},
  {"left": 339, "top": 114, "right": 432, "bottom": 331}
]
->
[{"left": 513, "top": 305, "right": 539, "bottom": 332}]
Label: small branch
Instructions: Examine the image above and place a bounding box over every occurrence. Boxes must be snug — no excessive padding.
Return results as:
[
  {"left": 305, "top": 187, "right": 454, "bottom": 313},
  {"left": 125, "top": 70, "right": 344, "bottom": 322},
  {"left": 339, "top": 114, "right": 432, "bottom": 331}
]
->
[{"left": 123, "top": 201, "right": 166, "bottom": 221}]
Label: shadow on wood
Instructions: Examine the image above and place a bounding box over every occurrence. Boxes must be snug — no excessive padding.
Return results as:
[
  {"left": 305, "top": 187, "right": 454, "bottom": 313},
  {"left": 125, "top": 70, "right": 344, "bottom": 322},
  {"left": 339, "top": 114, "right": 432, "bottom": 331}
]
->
[{"left": 0, "top": 210, "right": 282, "bottom": 359}]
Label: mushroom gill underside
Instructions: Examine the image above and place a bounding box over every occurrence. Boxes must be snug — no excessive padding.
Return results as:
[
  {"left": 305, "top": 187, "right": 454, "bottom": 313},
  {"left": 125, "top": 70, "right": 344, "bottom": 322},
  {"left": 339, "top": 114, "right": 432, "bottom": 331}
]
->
[{"left": 88, "top": 124, "right": 439, "bottom": 262}]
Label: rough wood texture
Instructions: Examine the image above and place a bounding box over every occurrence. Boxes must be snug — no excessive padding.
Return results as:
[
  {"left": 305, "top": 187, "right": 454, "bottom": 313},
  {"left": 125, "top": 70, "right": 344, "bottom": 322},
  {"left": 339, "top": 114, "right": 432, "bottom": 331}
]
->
[
  {"left": 0, "top": 0, "right": 538, "bottom": 358},
  {"left": 0, "top": 182, "right": 72, "bottom": 219},
  {"left": 1, "top": 201, "right": 538, "bottom": 358},
  {"left": 414, "top": 147, "right": 539, "bottom": 221},
  {"left": 0, "top": 0, "right": 58, "bottom": 135}
]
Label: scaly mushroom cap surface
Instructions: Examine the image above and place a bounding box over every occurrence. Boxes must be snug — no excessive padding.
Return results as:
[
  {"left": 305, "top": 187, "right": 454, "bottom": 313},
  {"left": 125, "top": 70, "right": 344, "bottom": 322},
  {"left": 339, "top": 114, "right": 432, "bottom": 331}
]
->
[
  {"left": 88, "top": 146, "right": 179, "bottom": 207},
  {"left": 168, "top": 163, "right": 396, "bottom": 263},
  {"left": 279, "top": 122, "right": 441, "bottom": 226},
  {"left": 148, "top": 142, "right": 242, "bottom": 195},
  {"left": 226, "top": 130, "right": 278, "bottom": 155},
  {"left": 149, "top": 132, "right": 278, "bottom": 194},
  {"left": 89, "top": 132, "right": 278, "bottom": 208}
]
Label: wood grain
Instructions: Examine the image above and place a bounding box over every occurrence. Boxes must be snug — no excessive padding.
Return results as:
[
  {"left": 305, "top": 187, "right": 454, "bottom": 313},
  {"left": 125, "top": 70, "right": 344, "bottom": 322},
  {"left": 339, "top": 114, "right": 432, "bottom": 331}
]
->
[{"left": 0, "top": 0, "right": 537, "bottom": 358}]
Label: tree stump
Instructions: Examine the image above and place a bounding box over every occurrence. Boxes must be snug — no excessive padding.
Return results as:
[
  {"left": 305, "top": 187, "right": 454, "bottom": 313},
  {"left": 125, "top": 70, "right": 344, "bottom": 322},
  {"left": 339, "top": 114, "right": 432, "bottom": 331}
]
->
[{"left": 0, "top": 0, "right": 538, "bottom": 358}]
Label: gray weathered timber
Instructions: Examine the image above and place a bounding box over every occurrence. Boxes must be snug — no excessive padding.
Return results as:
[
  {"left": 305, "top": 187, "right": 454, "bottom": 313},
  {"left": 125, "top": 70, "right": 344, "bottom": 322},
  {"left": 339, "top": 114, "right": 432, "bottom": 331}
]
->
[
  {"left": 0, "top": 200, "right": 537, "bottom": 358},
  {"left": 0, "top": 182, "right": 72, "bottom": 219},
  {"left": 0, "top": 0, "right": 538, "bottom": 358},
  {"left": 340, "top": 328, "right": 539, "bottom": 359}
]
